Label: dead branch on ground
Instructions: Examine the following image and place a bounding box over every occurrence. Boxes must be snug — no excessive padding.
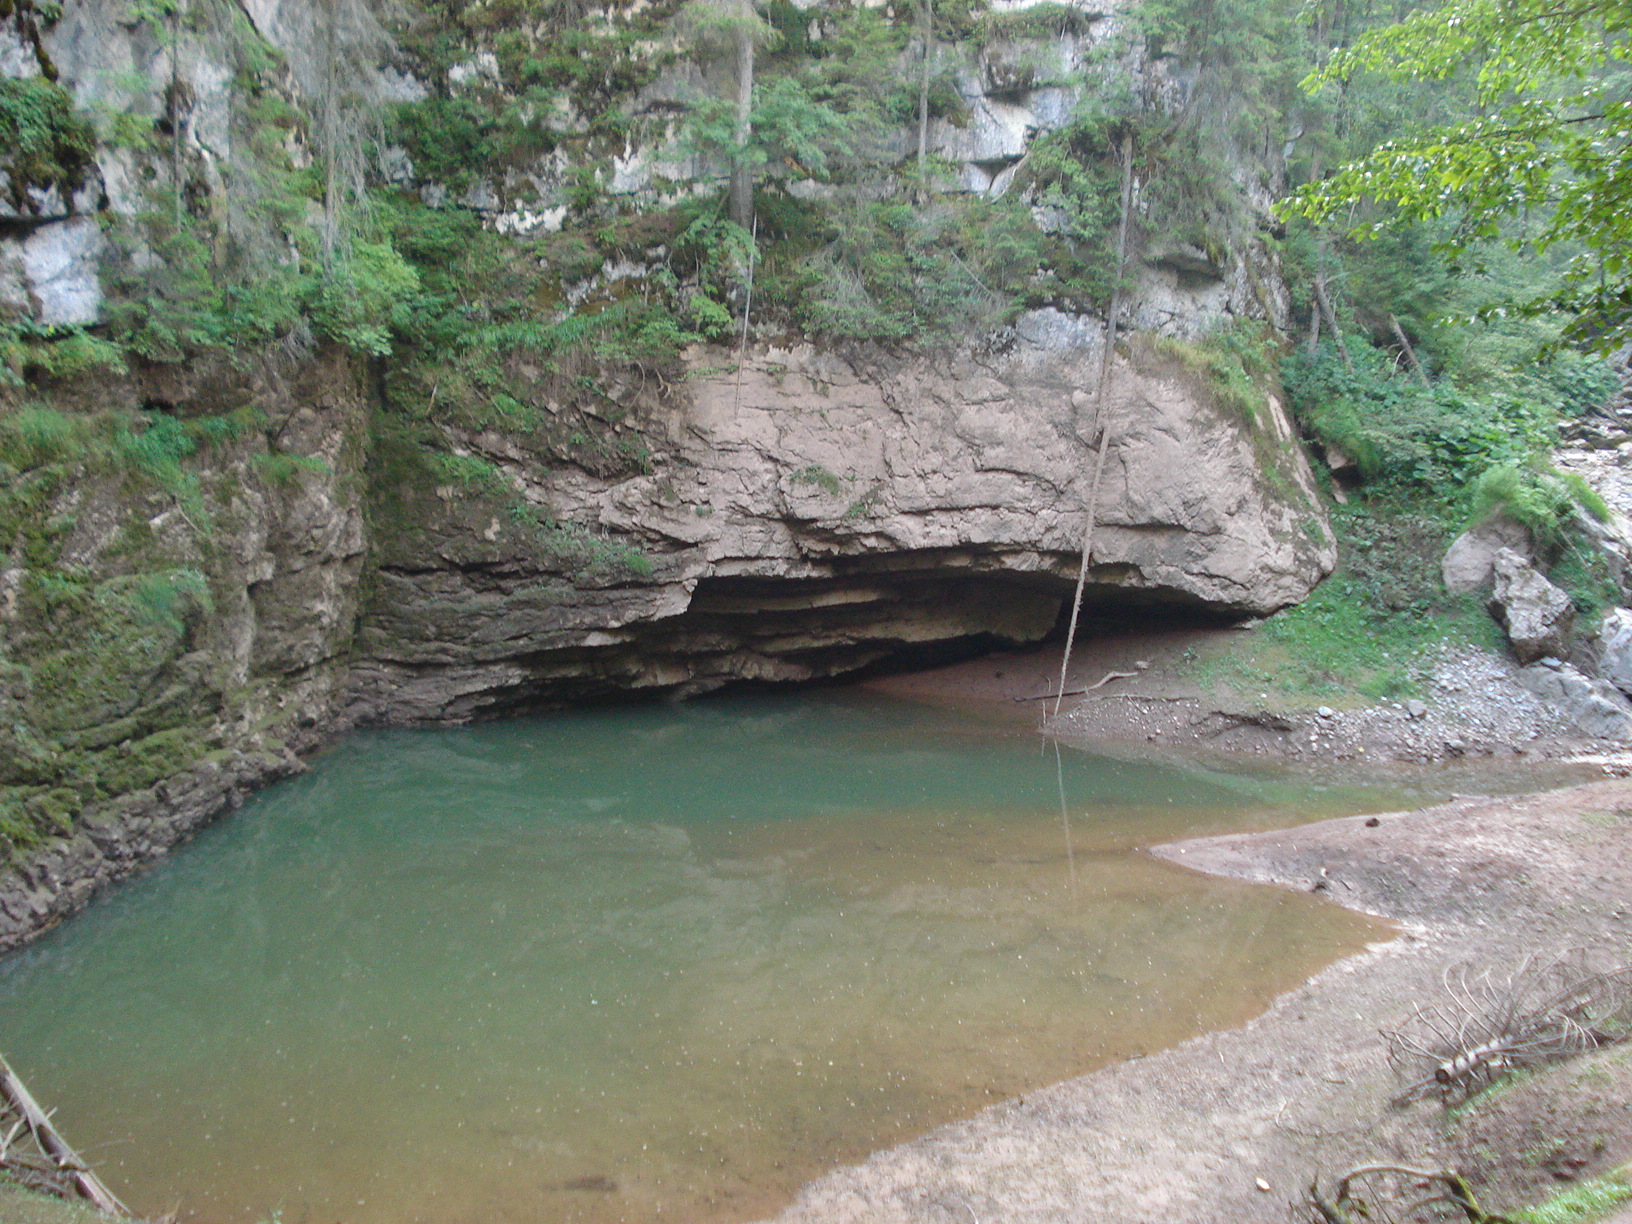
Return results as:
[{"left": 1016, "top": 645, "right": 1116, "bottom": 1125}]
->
[
  {"left": 1386, "top": 949, "right": 1632, "bottom": 1107},
  {"left": 1016, "top": 663, "right": 1148, "bottom": 701},
  {"left": 0, "top": 1051, "right": 128, "bottom": 1214},
  {"left": 1305, "top": 1165, "right": 1516, "bottom": 1224}
]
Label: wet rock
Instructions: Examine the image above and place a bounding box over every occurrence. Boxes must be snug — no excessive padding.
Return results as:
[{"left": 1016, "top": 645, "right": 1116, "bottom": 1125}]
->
[
  {"left": 1443, "top": 514, "right": 1533, "bottom": 595},
  {"left": 1489, "top": 549, "right": 1575, "bottom": 664}
]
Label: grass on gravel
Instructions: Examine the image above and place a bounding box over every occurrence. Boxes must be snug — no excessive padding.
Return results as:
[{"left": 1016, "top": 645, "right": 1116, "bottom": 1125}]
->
[{"left": 1178, "top": 496, "right": 1507, "bottom": 704}]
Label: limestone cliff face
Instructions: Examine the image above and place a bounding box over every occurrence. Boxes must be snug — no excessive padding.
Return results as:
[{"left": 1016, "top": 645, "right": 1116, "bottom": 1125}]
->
[
  {"left": 347, "top": 333, "right": 1333, "bottom": 723},
  {"left": 0, "top": 353, "right": 369, "bottom": 948}
]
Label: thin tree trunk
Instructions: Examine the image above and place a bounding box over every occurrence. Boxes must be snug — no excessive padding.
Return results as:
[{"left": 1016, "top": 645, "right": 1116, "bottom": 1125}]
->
[
  {"left": 915, "top": 0, "right": 932, "bottom": 198},
  {"left": 321, "top": 0, "right": 340, "bottom": 268},
  {"left": 1312, "top": 271, "right": 1352, "bottom": 373},
  {"left": 1054, "top": 130, "right": 1135, "bottom": 718},
  {"left": 1306, "top": 289, "right": 1321, "bottom": 354},
  {"left": 1389, "top": 313, "right": 1430, "bottom": 386},
  {"left": 729, "top": 9, "right": 755, "bottom": 229},
  {"left": 732, "top": 215, "right": 758, "bottom": 414},
  {"left": 170, "top": 0, "right": 184, "bottom": 227},
  {"left": 1095, "top": 130, "right": 1135, "bottom": 401}
]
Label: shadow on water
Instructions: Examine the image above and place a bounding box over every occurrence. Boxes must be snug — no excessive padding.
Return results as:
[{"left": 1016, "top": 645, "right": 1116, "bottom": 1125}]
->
[{"left": 0, "top": 691, "right": 1495, "bottom": 1224}]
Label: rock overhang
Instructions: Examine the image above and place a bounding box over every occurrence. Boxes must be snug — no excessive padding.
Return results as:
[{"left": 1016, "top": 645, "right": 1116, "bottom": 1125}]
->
[{"left": 346, "top": 338, "right": 1336, "bottom": 723}]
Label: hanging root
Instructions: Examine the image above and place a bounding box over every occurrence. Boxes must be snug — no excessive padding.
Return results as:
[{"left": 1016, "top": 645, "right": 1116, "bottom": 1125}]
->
[{"left": 1385, "top": 949, "right": 1632, "bottom": 1107}]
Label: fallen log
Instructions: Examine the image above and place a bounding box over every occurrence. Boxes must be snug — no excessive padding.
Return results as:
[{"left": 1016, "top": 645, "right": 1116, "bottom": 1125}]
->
[{"left": 0, "top": 1051, "right": 128, "bottom": 1215}]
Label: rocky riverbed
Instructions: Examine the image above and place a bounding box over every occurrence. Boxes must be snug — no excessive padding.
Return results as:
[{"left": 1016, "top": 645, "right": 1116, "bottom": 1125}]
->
[{"left": 869, "top": 630, "right": 1632, "bottom": 767}]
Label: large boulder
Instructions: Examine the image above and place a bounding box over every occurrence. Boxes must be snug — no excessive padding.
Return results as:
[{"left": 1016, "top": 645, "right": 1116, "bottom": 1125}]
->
[
  {"left": 347, "top": 337, "right": 1338, "bottom": 723},
  {"left": 1443, "top": 513, "right": 1533, "bottom": 594},
  {"left": 1488, "top": 548, "right": 1575, "bottom": 663},
  {"left": 1518, "top": 658, "right": 1632, "bottom": 740},
  {"left": 1596, "top": 607, "right": 1632, "bottom": 696}
]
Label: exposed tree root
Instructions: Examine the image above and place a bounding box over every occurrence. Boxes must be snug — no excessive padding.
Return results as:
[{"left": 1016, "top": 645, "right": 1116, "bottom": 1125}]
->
[{"left": 1307, "top": 1165, "right": 1515, "bottom": 1224}]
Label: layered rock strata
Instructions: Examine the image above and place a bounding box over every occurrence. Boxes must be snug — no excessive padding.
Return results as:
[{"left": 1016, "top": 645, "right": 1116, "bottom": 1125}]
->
[{"left": 347, "top": 336, "right": 1335, "bottom": 723}]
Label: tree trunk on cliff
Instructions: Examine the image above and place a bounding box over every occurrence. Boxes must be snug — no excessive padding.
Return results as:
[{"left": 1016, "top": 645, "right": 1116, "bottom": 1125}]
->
[
  {"left": 729, "top": 1, "right": 756, "bottom": 229},
  {"left": 169, "top": 0, "right": 185, "bottom": 228},
  {"left": 1054, "top": 130, "right": 1136, "bottom": 718},
  {"left": 320, "top": 0, "right": 341, "bottom": 267},
  {"left": 915, "top": 0, "right": 933, "bottom": 198},
  {"left": 1096, "top": 130, "right": 1135, "bottom": 401}
]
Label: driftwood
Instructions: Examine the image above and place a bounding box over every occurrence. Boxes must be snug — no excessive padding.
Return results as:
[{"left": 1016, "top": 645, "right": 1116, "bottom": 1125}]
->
[
  {"left": 1016, "top": 665, "right": 1146, "bottom": 702},
  {"left": 1085, "top": 692, "right": 1197, "bottom": 701},
  {"left": 0, "top": 1051, "right": 128, "bottom": 1215},
  {"left": 1387, "top": 950, "right": 1632, "bottom": 1106}
]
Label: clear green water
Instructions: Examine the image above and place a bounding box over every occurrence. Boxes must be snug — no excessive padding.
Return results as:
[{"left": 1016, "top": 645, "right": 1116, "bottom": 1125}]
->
[{"left": 0, "top": 694, "right": 1441, "bottom": 1224}]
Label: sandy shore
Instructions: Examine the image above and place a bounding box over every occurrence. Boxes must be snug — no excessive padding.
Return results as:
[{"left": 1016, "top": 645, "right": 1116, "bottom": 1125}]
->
[
  {"left": 753, "top": 640, "right": 1632, "bottom": 1222},
  {"left": 761, "top": 775, "right": 1632, "bottom": 1222},
  {"left": 866, "top": 631, "right": 1620, "bottom": 765}
]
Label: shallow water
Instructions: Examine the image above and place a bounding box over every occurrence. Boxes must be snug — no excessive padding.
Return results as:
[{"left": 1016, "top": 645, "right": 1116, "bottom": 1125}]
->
[{"left": 0, "top": 693, "right": 1470, "bottom": 1224}]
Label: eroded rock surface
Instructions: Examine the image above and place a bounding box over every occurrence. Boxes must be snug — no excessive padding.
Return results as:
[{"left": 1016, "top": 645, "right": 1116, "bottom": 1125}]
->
[
  {"left": 0, "top": 352, "right": 369, "bottom": 950},
  {"left": 1442, "top": 513, "right": 1532, "bottom": 595},
  {"left": 348, "top": 337, "right": 1335, "bottom": 722},
  {"left": 1516, "top": 657, "right": 1632, "bottom": 740}
]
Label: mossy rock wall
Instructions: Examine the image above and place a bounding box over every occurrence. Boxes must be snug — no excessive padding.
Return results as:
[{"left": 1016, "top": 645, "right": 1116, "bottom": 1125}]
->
[{"left": 0, "top": 345, "right": 369, "bottom": 946}]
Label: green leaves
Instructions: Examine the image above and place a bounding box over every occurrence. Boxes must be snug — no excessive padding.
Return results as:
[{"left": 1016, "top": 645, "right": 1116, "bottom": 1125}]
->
[
  {"left": 680, "top": 43, "right": 877, "bottom": 185},
  {"left": 674, "top": 0, "right": 779, "bottom": 53},
  {"left": 311, "top": 240, "right": 421, "bottom": 357},
  {"left": 0, "top": 76, "right": 95, "bottom": 213},
  {"left": 1284, "top": 0, "right": 1632, "bottom": 347},
  {"left": 1283, "top": 339, "right": 1555, "bottom": 487}
]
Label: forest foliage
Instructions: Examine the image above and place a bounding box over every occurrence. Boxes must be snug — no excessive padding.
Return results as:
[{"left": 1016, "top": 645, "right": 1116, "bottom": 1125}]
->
[{"left": 0, "top": 0, "right": 1622, "bottom": 546}]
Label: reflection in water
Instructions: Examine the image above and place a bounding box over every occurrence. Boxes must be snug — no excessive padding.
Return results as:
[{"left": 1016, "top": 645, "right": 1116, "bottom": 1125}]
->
[
  {"left": 1054, "top": 739, "right": 1078, "bottom": 892},
  {"left": 0, "top": 693, "right": 1419, "bottom": 1224}
]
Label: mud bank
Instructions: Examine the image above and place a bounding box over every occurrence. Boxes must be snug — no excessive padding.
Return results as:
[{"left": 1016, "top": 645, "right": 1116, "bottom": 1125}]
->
[{"left": 760, "top": 776, "right": 1632, "bottom": 1223}]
